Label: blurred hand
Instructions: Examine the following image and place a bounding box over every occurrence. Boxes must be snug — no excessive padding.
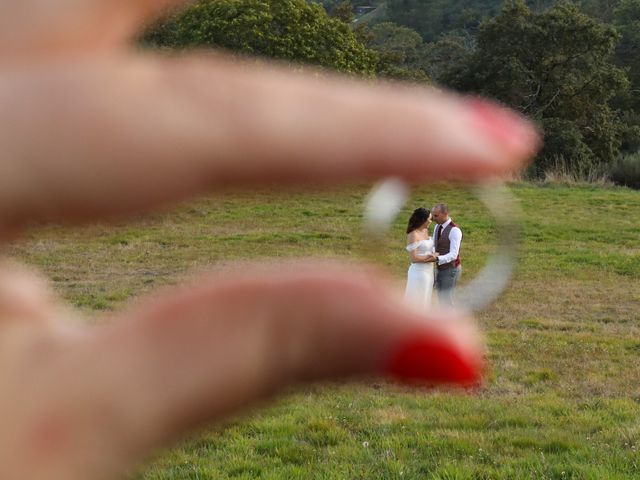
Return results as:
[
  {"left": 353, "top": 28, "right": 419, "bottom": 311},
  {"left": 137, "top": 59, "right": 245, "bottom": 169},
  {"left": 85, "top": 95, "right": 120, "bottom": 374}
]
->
[
  {"left": 0, "top": 1, "right": 540, "bottom": 479},
  {"left": 424, "top": 254, "right": 439, "bottom": 263}
]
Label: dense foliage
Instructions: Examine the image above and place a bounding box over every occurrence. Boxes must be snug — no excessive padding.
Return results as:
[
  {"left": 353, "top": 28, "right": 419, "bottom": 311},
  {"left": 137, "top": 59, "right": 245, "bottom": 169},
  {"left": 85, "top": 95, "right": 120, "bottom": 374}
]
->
[
  {"left": 612, "top": 0, "right": 640, "bottom": 154},
  {"left": 355, "top": 21, "right": 431, "bottom": 81},
  {"left": 143, "top": 0, "right": 376, "bottom": 75},
  {"left": 610, "top": 151, "right": 640, "bottom": 188},
  {"left": 142, "top": 0, "right": 640, "bottom": 185},
  {"left": 446, "top": 1, "right": 628, "bottom": 174},
  {"left": 385, "top": 0, "right": 555, "bottom": 42}
]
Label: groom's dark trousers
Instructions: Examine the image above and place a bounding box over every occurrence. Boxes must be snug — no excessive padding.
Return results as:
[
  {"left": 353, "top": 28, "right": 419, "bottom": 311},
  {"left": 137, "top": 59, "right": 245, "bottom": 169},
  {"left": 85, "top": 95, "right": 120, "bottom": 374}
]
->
[{"left": 435, "top": 267, "right": 461, "bottom": 307}]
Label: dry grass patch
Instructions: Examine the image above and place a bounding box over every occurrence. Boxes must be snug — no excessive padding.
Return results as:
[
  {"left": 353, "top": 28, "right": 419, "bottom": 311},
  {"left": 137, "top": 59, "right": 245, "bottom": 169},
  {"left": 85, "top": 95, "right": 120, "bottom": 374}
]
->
[{"left": 372, "top": 406, "right": 409, "bottom": 425}]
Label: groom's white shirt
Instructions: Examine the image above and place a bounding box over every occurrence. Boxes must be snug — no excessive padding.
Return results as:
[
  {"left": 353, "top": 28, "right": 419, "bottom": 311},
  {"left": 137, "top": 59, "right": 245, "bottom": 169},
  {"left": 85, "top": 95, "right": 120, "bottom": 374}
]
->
[{"left": 435, "top": 218, "right": 462, "bottom": 266}]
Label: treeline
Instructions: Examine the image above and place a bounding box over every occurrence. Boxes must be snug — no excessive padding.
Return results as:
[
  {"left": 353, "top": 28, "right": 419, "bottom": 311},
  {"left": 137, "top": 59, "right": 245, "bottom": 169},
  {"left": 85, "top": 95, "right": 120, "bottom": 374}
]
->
[{"left": 142, "top": 0, "right": 640, "bottom": 187}]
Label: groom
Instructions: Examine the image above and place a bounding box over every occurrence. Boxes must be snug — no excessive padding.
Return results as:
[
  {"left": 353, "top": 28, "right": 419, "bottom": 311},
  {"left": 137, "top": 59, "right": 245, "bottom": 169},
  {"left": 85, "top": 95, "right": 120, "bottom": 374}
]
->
[{"left": 427, "top": 203, "right": 463, "bottom": 307}]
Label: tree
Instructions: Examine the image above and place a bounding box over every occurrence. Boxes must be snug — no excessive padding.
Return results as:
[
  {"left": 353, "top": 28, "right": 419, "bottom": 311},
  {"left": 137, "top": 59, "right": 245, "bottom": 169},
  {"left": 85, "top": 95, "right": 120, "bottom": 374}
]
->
[
  {"left": 580, "top": 0, "right": 621, "bottom": 23},
  {"left": 421, "top": 30, "right": 475, "bottom": 83},
  {"left": 612, "top": 0, "right": 640, "bottom": 153},
  {"left": 143, "top": 0, "right": 376, "bottom": 76},
  {"left": 358, "top": 22, "right": 431, "bottom": 82},
  {"left": 385, "top": 0, "right": 556, "bottom": 42},
  {"left": 330, "top": 1, "right": 355, "bottom": 23},
  {"left": 614, "top": 1, "right": 640, "bottom": 107},
  {"left": 447, "top": 0, "right": 628, "bottom": 174}
]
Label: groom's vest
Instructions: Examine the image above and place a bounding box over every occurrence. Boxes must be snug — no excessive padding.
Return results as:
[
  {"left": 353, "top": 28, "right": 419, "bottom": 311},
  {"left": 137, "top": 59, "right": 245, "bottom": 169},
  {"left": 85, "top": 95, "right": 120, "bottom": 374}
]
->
[{"left": 436, "top": 221, "right": 462, "bottom": 271}]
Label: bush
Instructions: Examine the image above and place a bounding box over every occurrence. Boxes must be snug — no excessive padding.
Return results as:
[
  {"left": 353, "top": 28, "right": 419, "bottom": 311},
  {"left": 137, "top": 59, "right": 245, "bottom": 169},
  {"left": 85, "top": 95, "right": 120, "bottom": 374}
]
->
[
  {"left": 610, "top": 152, "right": 640, "bottom": 189},
  {"left": 534, "top": 118, "right": 597, "bottom": 177}
]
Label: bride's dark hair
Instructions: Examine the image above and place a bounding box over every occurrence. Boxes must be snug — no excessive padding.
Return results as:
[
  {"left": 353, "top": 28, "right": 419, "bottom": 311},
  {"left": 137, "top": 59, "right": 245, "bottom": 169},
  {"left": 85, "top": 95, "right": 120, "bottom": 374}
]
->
[{"left": 406, "top": 207, "right": 430, "bottom": 234}]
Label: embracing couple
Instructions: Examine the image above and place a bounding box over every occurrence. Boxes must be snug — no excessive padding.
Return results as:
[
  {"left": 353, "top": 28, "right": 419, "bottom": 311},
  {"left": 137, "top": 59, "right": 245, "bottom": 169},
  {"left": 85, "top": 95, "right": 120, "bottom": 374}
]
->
[{"left": 404, "top": 203, "right": 462, "bottom": 309}]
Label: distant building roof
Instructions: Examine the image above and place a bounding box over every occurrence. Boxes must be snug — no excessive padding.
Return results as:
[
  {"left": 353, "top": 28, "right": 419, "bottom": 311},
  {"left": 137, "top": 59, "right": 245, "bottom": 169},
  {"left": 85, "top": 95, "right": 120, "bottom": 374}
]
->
[{"left": 354, "top": 6, "right": 376, "bottom": 15}]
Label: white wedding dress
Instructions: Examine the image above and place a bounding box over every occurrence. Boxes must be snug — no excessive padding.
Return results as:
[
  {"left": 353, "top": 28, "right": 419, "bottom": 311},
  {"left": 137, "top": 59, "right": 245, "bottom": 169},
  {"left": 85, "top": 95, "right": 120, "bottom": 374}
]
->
[{"left": 404, "top": 238, "right": 435, "bottom": 309}]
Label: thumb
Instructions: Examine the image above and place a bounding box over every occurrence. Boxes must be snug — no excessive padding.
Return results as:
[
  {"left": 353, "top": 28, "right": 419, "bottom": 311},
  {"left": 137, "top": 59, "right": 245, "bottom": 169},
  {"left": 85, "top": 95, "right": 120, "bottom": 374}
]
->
[{"left": 48, "top": 263, "right": 482, "bottom": 478}]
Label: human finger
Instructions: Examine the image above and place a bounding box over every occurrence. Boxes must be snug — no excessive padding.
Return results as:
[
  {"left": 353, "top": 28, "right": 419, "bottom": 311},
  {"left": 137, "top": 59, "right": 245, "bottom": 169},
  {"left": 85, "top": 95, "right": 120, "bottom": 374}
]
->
[
  {"left": 15, "top": 263, "right": 481, "bottom": 479},
  {"left": 0, "top": 259, "right": 62, "bottom": 326},
  {"left": 0, "top": 0, "right": 185, "bottom": 62},
  {"left": 0, "top": 54, "right": 540, "bottom": 230}
]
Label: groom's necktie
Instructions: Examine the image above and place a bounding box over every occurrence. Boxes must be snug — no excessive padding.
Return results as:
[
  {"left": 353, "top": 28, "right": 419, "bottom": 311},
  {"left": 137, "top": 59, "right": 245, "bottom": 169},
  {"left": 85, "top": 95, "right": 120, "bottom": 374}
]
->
[{"left": 436, "top": 225, "right": 442, "bottom": 242}]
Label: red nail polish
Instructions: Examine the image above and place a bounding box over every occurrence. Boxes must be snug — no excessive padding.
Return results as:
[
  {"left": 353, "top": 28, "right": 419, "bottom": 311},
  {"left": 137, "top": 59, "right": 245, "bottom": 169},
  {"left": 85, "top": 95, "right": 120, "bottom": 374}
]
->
[
  {"left": 385, "top": 335, "right": 482, "bottom": 386},
  {"left": 465, "top": 97, "right": 540, "bottom": 157}
]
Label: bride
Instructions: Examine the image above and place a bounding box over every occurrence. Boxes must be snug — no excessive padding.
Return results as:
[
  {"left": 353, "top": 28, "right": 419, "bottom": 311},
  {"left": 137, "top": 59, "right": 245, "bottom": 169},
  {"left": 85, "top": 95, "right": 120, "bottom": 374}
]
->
[{"left": 404, "top": 207, "right": 437, "bottom": 309}]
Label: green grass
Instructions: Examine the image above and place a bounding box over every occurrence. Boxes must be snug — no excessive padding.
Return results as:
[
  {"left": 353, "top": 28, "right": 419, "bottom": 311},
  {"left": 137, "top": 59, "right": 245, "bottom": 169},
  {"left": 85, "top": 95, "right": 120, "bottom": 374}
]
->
[{"left": 8, "top": 183, "right": 640, "bottom": 479}]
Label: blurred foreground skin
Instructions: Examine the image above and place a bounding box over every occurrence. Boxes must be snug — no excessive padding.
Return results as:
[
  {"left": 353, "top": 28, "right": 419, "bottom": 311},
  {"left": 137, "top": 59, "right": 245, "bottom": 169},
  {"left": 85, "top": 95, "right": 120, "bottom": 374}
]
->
[{"left": 0, "top": 1, "right": 540, "bottom": 479}]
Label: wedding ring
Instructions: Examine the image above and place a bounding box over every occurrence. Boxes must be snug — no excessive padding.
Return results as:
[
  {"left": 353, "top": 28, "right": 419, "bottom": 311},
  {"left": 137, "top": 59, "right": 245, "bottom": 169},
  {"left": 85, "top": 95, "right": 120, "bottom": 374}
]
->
[{"left": 363, "top": 179, "right": 521, "bottom": 312}]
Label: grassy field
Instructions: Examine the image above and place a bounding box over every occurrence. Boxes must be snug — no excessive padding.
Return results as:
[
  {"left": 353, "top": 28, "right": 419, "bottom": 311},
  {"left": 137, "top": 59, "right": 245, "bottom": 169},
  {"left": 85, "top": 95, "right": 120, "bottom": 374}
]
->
[{"left": 7, "top": 183, "right": 640, "bottom": 479}]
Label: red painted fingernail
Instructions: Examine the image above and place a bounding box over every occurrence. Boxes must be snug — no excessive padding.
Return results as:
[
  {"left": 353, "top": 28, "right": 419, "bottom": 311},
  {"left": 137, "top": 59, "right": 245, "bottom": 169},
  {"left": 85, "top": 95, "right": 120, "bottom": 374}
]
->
[
  {"left": 385, "top": 335, "right": 482, "bottom": 386},
  {"left": 465, "top": 97, "right": 540, "bottom": 158}
]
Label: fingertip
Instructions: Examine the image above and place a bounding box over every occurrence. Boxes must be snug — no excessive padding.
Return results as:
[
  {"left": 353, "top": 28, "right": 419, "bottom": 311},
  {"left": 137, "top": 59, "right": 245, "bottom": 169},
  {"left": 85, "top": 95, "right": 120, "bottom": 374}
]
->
[
  {"left": 384, "top": 333, "right": 484, "bottom": 387},
  {"left": 379, "top": 308, "right": 485, "bottom": 388},
  {"left": 461, "top": 96, "right": 542, "bottom": 170}
]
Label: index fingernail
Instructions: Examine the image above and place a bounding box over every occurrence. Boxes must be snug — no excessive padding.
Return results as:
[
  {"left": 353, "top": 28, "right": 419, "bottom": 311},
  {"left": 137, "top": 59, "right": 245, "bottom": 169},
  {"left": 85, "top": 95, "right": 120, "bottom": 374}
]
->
[
  {"left": 465, "top": 98, "right": 540, "bottom": 159},
  {"left": 385, "top": 334, "right": 483, "bottom": 386}
]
